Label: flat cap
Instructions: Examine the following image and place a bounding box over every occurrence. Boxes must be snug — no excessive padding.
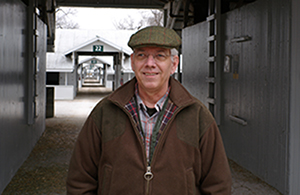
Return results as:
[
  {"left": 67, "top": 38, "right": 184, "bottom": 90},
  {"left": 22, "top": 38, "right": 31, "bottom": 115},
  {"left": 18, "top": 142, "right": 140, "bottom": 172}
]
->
[{"left": 128, "top": 26, "right": 181, "bottom": 50}]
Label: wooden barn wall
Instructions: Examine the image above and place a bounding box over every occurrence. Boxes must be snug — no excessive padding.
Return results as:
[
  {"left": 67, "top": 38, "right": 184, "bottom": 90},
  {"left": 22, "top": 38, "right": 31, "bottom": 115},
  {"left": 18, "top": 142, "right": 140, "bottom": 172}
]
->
[
  {"left": 182, "top": 22, "right": 208, "bottom": 107},
  {"left": 289, "top": 0, "right": 300, "bottom": 193},
  {"left": 182, "top": 0, "right": 290, "bottom": 193},
  {"left": 0, "top": 0, "right": 47, "bottom": 193},
  {"left": 222, "top": 0, "right": 290, "bottom": 193}
]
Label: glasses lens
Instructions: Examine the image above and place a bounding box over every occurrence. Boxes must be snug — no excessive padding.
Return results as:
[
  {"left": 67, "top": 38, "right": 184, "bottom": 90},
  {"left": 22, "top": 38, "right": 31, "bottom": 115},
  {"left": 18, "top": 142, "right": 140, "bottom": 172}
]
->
[
  {"left": 134, "top": 52, "right": 169, "bottom": 62},
  {"left": 155, "top": 53, "right": 168, "bottom": 61}
]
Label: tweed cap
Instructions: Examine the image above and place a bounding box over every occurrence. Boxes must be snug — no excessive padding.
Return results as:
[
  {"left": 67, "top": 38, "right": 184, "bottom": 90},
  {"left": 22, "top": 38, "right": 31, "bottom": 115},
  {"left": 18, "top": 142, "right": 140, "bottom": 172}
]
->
[{"left": 127, "top": 26, "right": 181, "bottom": 50}]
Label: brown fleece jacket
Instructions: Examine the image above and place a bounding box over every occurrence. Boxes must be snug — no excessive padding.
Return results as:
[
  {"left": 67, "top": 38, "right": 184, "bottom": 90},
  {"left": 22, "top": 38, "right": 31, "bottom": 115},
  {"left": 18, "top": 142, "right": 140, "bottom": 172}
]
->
[{"left": 66, "top": 77, "right": 232, "bottom": 195}]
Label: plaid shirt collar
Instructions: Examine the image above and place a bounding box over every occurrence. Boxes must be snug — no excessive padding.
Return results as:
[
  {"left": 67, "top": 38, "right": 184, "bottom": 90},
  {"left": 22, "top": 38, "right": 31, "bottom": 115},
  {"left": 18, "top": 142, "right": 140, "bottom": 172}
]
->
[
  {"left": 135, "top": 84, "right": 170, "bottom": 117},
  {"left": 125, "top": 83, "right": 177, "bottom": 164}
]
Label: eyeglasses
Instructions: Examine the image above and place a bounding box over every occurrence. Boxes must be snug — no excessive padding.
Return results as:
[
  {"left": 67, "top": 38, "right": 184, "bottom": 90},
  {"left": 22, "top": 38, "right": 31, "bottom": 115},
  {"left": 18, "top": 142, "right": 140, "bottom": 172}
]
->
[{"left": 134, "top": 51, "right": 172, "bottom": 63}]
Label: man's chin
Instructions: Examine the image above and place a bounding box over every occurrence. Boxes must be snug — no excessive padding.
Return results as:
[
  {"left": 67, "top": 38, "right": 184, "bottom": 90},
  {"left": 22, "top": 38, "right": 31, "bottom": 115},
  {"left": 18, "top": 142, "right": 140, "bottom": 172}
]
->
[{"left": 139, "top": 82, "right": 159, "bottom": 91}]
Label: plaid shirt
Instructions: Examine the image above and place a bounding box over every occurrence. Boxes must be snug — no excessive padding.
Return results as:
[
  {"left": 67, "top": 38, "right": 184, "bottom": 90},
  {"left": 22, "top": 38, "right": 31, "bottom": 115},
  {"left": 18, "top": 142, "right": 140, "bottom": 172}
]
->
[{"left": 125, "top": 85, "right": 178, "bottom": 163}]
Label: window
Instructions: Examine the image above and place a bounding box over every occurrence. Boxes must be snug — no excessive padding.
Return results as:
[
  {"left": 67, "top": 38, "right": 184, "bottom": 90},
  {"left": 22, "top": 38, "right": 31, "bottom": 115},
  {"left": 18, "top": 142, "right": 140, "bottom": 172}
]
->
[{"left": 46, "top": 72, "right": 59, "bottom": 85}]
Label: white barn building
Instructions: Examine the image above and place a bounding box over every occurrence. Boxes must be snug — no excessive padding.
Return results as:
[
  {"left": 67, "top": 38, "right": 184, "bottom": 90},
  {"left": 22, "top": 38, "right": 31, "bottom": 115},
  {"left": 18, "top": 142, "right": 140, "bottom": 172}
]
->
[{"left": 46, "top": 29, "right": 135, "bottom": 100}]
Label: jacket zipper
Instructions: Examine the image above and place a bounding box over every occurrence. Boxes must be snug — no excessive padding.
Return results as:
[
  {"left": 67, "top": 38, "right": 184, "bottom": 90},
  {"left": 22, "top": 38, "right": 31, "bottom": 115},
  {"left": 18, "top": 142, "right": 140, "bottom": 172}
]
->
[
  {"left": 147, "top": 104, "right": 190, "bottom": 193},
  {"left": 143, "top": 106, "right": 188, "bottom": 195},
  {"left": 144, "top": 165, "right": 153, "bottom": 195},
  {"left": 114, "top": 100, "right": 192, "bottom": 195},
  {"left": 116, "top": 104, "right": 150, "bottom": 194}
]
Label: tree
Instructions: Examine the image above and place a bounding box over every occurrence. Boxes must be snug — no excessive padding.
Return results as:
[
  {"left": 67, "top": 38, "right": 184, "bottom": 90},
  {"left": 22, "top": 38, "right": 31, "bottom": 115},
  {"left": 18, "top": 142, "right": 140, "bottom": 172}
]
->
[
  {"left": 113, "top": 9, "right": 163, "bottom": 30},
  {"left": 113, "top": 15, "right": 143, "bottom": 30},
  {"left": 141, "top": 10, "right": 164, "bottom": 26},
  {"left": 56, "top": 8, "right": 79, "bottom": 29}
]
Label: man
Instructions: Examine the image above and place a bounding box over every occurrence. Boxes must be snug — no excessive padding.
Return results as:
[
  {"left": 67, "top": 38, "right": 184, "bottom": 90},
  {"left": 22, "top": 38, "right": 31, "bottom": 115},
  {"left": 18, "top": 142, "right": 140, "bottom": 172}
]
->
[{"left": 67, "top": 26, "right": 232, "bottom": 194}]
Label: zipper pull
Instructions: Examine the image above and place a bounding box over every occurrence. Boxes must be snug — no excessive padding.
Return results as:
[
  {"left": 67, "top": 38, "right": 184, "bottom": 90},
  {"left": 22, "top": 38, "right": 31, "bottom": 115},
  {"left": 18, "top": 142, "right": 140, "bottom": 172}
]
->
[{"left": 144, "top": 166, "right": 153, "bottom": 181}]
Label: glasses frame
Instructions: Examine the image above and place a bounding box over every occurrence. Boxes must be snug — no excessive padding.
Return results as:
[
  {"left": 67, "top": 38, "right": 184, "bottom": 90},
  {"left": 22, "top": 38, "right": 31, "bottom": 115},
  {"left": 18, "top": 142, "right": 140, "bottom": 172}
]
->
[{"left": 133, "top": 51, "right": 173, "bottom": 63}]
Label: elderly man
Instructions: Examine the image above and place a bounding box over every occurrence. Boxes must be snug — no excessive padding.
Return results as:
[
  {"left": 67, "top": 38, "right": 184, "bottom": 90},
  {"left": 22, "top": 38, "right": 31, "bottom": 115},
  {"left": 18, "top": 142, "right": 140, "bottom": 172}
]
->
[{"left": 67, "top": 26, "right": 232, "bottom": 194}]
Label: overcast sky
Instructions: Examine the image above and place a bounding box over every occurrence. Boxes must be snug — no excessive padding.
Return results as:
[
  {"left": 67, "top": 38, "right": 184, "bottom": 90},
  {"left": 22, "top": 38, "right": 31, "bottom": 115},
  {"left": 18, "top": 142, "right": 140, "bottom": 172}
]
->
[{"left": 61, "top": 7, "right": 153, "bottom": 30}]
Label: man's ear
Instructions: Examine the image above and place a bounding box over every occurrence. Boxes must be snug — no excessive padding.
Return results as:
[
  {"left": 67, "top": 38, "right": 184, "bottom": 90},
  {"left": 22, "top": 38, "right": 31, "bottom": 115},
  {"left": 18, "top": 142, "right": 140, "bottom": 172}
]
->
[
  {"left": 170, "top": 55, "right": 179, "bottom": 74},
  {"left": 130, "top": 53, "right": 135, "bottom": 71}
]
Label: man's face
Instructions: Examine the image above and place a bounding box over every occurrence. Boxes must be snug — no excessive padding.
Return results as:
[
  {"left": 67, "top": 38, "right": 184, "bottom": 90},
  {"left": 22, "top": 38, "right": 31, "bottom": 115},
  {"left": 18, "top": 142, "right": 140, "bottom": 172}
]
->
[{"left": 131, "top": 47, "right": 179, "bottom": 95}]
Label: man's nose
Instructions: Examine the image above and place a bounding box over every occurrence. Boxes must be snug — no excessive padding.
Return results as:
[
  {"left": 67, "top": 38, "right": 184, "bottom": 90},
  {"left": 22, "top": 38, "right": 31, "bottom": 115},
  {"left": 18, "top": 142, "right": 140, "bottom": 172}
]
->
[{"left": 145, "top": 54, "right": 156, "bottom": 65}]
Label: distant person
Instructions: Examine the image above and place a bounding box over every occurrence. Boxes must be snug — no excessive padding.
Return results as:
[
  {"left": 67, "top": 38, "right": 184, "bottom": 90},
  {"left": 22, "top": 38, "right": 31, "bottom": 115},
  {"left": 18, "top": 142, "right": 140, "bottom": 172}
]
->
[{"left": 66, "top": 26, "right": 232, "bottom": 194}]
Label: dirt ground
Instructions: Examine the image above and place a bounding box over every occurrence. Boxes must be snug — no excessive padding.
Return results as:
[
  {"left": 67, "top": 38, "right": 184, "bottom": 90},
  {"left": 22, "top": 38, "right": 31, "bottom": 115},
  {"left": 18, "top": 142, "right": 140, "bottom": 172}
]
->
[
  {"left": 2, "top": 87, "right": 282, "bottom": 195},
  {"left": 2, "top": 87, "right": 109, "bottom": 195}
]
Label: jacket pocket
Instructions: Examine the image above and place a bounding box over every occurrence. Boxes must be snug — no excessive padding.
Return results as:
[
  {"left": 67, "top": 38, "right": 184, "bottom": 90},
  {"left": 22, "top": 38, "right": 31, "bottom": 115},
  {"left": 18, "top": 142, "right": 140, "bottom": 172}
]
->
[
  {"left": 101, "top": 164, "right": 113, "bottom": 195},
  {"left": 186, "top": 167, "right": 196, "bottom": 195}
]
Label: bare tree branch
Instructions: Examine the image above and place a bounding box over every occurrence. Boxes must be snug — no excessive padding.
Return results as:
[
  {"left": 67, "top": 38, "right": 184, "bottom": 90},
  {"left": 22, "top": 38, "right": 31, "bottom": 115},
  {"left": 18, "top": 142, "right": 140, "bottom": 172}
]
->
[
  {"left": 56, "top": 8, "right": 79, "bottom": 29},
  {"left": 141, "top": 10, "right": 164, "bottom": 26},
  {"left": 114, "top": 9, "right": 163, "bottom": 30}
]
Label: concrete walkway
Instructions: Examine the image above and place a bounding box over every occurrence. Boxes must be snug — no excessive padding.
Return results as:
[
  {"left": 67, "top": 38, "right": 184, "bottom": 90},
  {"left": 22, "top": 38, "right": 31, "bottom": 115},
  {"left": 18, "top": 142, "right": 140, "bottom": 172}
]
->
[{"left": 3, "top": 87, "right": 282, "bottom": 194}]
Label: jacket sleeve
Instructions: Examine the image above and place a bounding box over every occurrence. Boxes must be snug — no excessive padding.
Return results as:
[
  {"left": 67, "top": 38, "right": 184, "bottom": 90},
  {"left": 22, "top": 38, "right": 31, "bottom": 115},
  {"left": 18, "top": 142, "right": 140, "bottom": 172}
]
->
[
  {"left": 199, "top": 121, "right": 232, "bottom": 194},
  {"left": 66, "top": 115, "right": 101, "bottom": 195}
]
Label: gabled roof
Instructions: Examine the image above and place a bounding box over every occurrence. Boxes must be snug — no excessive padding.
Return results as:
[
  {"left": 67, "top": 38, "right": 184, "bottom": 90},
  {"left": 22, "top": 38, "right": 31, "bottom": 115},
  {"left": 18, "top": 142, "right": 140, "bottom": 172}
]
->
[
  {"left": 64, "top": 35, "right": 132, "bottom": 56},
  {"left": 79, "top": 57, "right": 111, "bottom": 66}
]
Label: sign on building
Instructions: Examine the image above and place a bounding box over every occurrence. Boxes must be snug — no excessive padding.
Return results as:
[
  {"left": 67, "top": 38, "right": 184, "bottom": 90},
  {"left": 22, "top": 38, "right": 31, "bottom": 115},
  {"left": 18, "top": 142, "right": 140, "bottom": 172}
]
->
[{"left": 93, "top": 45, "right": 103, "bottom": 52}]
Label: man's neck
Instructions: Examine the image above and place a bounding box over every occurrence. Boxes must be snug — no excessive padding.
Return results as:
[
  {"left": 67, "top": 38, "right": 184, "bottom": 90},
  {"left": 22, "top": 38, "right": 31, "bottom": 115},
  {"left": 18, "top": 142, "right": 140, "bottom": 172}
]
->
[{"left": 138, "top": 86, "right": 168, "bottom": 108}]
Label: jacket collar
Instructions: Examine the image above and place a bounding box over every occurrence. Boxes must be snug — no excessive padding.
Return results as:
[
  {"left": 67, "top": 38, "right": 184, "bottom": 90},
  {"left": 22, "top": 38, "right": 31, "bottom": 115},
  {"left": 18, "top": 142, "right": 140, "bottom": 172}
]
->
[{"left": 108, "top": 77, "right": 195, "bottom": 108}]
